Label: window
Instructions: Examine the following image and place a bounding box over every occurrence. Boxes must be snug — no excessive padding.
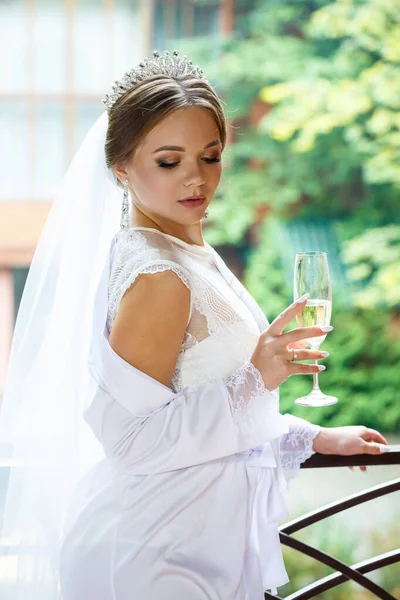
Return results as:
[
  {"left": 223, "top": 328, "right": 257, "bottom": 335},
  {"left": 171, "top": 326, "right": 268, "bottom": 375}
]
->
[
  {"left": 0, "top": 0, "right": 144, "bottom": 202},
  {"left": 0, "top": 0, "right": 28, "bottom": 94},
  {"left": 0, "top": 101, "right": 30, "bottom": 200},
  {"left": 153, "top": 0, "right": 219, "bottom": 48}
]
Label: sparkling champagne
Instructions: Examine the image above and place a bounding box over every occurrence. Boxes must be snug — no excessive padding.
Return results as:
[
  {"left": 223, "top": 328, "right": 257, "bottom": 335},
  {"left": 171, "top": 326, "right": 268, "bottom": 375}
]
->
[
  {"left": 296, "top": 299, "right": 332, "bottom": 347},
  {"left": 293, "top": 251, "right": 338, "bottom": 406}
]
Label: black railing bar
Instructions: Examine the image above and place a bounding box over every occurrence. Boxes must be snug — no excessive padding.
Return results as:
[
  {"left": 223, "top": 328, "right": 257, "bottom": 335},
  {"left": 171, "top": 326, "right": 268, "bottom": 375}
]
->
[
  {"left": 280, "top": 478, "right": 400, "bottom": 535},
  {"left": 282, "top": 548, "right": 400, "bottom": 598},
  {"left": 301, "top": 452, "right": 400, "bottom": 468},
  {"left": 356, "top": 548, "right": 400, "bottom": 573},
  {"left": 280, "top": 533, "right": 396, "bottom": 600},
  {"left": 263, "top": 550, "right": 400, "bottom": 600},
  {"left": 0, "top": 454, "right": 398, "bottom": 469}
]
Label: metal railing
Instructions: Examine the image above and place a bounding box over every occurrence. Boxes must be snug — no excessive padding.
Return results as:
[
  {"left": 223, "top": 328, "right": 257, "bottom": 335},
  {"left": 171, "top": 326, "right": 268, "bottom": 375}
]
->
[{"left": 265, "top": 452, "right": 400, "bottom": 600}]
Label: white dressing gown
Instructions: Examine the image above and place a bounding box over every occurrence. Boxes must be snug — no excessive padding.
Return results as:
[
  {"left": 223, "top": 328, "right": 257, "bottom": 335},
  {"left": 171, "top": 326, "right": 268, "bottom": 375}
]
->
[{"left": 59, "top": 227, "right": 320, "bottom": 600}]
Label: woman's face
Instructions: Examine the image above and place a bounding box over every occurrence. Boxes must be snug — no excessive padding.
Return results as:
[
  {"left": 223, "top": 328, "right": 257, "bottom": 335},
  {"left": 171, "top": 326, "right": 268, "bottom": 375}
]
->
[{"left": 115, "top": 106, "right": 223, "bottom": 228}]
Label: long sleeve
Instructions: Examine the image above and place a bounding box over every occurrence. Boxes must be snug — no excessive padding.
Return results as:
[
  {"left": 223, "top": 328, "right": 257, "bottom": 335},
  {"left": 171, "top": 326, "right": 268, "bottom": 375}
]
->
[
  {"left": 86, "top": 337, "right": 290, "bottom": 474},
  {"left": 279, "top": 414, "right": 321, "bottom": 481}
]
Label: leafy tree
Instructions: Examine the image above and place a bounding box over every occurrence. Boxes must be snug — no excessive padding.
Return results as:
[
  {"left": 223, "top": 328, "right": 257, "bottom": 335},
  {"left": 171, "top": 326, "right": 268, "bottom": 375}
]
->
[
  {"left": 280, "top": 309, "right": 400, "bottom": 431},
  {"left": 185, "top": 0, "right": 400, "bottom": 238},
  {"left": 342, "top": 225, "right": 400, "bottom": 309},
  {"left": 180, "top": 0, "right": 400, "bottom": 431},
  {"left": 261, "top": 0, "right": 400, "bottom": 187}
]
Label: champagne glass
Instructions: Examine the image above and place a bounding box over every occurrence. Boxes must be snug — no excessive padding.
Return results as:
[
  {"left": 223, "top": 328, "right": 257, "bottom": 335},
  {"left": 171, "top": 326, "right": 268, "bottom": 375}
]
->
[{"left": 293, "top": 252, "right": 338, "bottom": 407}]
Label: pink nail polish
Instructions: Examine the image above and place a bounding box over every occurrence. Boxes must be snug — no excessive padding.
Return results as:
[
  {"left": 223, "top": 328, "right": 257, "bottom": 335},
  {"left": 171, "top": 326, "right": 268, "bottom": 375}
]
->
[{"left": 295, "top": 293, "right": 310, "bottom": 304}]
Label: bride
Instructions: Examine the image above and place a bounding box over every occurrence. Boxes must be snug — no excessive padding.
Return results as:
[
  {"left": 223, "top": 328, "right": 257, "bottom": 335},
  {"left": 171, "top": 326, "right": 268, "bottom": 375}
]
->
[{"left": 0, "top": 50, "right": 388, "bottom": 600}]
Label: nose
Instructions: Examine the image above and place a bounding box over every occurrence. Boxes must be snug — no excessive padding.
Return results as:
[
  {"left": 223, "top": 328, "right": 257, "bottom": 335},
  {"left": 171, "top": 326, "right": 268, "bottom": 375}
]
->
[{"left": 184, "top": 166, "right": 205, "bottom": 190}]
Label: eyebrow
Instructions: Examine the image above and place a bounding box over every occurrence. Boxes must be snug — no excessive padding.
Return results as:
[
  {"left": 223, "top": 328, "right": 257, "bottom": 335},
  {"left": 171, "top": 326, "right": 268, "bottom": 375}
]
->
[{"left": 152, "top": 140, "right": 221, "bottom": 154}]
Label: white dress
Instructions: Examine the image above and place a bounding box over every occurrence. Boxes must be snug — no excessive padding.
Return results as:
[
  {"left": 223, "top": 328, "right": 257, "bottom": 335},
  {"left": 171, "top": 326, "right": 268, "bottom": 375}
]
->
[{"left": 59, "top": 227, "right": 321, "bottom": 600}]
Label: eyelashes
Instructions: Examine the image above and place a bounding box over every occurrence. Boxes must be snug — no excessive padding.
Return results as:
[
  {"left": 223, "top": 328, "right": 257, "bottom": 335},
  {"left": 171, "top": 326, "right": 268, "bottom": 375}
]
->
[{"left": 157, "top": 157, "right": 221, "bottom": 169}]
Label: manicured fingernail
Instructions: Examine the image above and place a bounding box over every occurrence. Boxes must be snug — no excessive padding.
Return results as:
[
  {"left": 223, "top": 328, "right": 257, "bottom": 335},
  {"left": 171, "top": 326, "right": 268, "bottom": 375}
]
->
[
  {"left": 378, "top": 444, "right": 389, "bottom": 453},
  {"left": 320, "top": 326, "right": 334, "bottom": 332},
  {"left": 320, "top": 351, "right": 329, "bottom": 357},
  {"left": 317, "top": 365, "right": 326, "bottom": 371},
  {"left": 295, "top": 293, "right": 310, "bottom": 304}
]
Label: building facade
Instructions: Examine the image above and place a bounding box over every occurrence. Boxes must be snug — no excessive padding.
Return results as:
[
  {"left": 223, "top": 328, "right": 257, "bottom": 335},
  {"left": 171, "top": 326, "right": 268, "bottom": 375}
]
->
[{"left": 0, "top": 0, "right": 236, "bottom": 393}]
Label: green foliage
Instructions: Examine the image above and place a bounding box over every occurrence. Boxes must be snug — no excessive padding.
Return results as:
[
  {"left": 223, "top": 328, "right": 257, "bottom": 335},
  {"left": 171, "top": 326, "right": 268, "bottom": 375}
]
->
[
  {"left": 341, "top": 225, "right": 400, "bottom": 309},
  {"left": 279, "top": 310, "right": 400, "bottom": 431},
  {"left": 260, "top": 0, "right": 400, "bottom": 187},
  {"left": 181, "top": 0, "right": 400, "bottom": 244},
  {"left": 181, "top": 0, "right": 400, "bottom": 432},
  {"left": 242, "top": 222, "right": 400, "bottom": 433},
  {"left": 245, "top": 217, "right": 290, "bottom": 317}
]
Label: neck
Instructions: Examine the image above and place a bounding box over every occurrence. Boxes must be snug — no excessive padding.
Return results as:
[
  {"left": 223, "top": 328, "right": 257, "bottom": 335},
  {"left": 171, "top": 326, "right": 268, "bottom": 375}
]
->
[{"left": 130, "top": 205, "right": 205, "bottom": 247}]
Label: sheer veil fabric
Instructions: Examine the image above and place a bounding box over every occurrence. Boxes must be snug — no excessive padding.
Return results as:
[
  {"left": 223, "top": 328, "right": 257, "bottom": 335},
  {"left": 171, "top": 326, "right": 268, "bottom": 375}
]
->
[
  {"left": 0, "top": 112, "right": 120, "bottom": 599},
  {"left": 0, "top": 105, "right": 317, "bottom": 600}
]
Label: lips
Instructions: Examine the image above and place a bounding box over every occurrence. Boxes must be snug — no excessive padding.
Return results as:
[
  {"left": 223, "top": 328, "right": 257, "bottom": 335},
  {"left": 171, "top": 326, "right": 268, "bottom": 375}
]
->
[
  {"left": 178, "top": 196, "right": 205, "bottom": 202},
  {"left": 178, "top": 197, "right": 206, "bottom": 207}
]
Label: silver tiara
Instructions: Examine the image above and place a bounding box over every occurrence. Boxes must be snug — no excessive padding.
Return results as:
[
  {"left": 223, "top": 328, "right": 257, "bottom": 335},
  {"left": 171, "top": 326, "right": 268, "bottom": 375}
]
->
[{"left": 102, "top": 49, "right": 209, "bottom": 113}]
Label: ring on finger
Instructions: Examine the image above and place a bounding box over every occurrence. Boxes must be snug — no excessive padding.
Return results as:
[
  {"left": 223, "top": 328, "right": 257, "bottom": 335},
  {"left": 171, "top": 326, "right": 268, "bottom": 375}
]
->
[{"left": 290, "top": 348, "right": 298, "bottom": 362}]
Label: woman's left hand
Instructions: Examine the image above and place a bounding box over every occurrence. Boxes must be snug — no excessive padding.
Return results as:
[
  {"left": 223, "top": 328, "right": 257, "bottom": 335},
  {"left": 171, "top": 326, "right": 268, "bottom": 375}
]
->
[{"left": 312, "top": 425, "right": 389, "bottom": 473}]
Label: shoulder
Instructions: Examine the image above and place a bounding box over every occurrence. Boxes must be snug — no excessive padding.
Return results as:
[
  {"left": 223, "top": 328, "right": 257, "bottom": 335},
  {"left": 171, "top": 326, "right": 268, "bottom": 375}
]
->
[
  {"left": 108, "top": 254, "right": 191, "bottom": 387},
  {"left": 111, "top": 228, "right": 192, "bottom": 287},
  {"left": 107, "top": 228, "right": 193, "bottom": 333}
]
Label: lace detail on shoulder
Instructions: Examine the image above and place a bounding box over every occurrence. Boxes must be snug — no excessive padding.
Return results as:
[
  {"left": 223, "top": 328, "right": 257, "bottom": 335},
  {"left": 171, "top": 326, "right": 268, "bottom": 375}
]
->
[
  {"left": 107, "top": 227, "right": 248, "bottom": 345},
  {"left": 107, "top": 230, "right": 192, "bottom": 332},
  {"left": 107, "top": 228, "right": 263, "bottom": 396},
  {"left": 225, "top": 361, "right": 266, "bottom": 423},
  {"left": 280, "top": 415, "right": 321, "bottom": 471}
]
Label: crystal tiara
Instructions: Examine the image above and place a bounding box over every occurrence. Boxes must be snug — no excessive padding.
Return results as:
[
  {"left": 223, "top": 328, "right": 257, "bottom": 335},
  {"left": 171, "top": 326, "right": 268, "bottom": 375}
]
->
[{"left": 102, "top": 49, "right": 209, "bottom": 113}]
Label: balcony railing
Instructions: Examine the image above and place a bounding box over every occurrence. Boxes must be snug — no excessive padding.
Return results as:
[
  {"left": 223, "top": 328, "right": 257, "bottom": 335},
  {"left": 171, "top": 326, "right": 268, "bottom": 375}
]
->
[
  {"left": 265, "top": 452, "right": 400, "bottom": 600},
  {"left": 0, "top": 453, "right": 398, "bottom": 598}
]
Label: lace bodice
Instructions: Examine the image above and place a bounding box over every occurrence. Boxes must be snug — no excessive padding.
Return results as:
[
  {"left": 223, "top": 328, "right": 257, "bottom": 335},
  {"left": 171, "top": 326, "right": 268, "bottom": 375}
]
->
[
  {"left": 107, "top": 227, "right": 262, "bottom": 393},
  {"left": 67, "top": 227, "right": 322, "bottom": 600},
  {"left": 100, "top": 226, "right": 320, "bottom": 477}
]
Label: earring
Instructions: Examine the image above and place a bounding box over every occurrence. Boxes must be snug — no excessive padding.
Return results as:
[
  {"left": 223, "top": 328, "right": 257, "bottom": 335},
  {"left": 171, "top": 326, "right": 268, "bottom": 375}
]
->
[
  {"left": 121, "top": 179, "right": 130, "bottom": 230},
  {"left": 203, "top": 207, "right": 209, "bottom": 220}
]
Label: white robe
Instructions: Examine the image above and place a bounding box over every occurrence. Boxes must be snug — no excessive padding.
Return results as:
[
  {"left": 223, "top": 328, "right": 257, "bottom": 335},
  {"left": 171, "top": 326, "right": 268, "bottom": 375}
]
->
[{"left": 59, "top": 227, "right": 320, "bottom": 600}]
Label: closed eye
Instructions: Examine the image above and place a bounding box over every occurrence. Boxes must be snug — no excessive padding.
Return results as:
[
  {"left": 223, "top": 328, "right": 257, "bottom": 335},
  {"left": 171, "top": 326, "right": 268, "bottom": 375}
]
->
[{"left": 158, "top": 157, "right": 221, "bottom": 169}]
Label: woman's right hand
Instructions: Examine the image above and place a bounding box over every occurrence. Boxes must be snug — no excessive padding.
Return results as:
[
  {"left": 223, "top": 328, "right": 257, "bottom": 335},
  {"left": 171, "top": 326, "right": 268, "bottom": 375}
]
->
[{"left": 250, "top": 296, "right": 333, "bottom": 391}]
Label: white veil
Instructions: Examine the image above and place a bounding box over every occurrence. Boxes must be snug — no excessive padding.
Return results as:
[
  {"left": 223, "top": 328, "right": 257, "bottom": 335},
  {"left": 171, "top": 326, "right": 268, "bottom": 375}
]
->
[{"left": 0, "top": 111, "right": 121, "bottom": 599}]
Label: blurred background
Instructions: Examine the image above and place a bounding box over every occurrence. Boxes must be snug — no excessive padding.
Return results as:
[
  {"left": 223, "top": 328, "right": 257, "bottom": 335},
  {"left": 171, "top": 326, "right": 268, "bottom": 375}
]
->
[{"left": 0, "top": 0, "right": 399, "bottom": 597}]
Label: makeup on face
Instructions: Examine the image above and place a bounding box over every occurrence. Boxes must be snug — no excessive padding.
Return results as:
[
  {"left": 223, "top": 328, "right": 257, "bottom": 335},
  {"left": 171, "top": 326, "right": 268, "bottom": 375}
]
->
[
  {"left": 121, "top": 107, "right": 223, "bottom": 232},
  {"left": 178, "top": 197, "right": 206, "bottom": 208}
]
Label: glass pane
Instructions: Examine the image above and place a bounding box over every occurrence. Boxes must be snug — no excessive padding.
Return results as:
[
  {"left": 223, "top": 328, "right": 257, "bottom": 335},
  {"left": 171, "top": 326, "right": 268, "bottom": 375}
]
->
[
  {"left": 164, "top": 0, "right": 177, "bottom": 43},
  {"left": 74, "top": 0, "right": 110, "bottom": 94},
  {"left": 194, "top": 5, "right": 219, "bottom": 37},
  {"left": 153, "top": 1, "right": 219, "bottom": 45},
  {"left": 33, "top": 0, "right": 67, "bottom": 93},
  {"left": 153, "top": 1, "right": 165, "bottom": 49},
  {"left": 33, "top": 103, "right": 66, "bottom": 199},
  {"left": 75, "top": 103, "right": 104, "bottom": 150},
  {"left": 0, "top": 101, "right": 30, "bottom": 200},
  {"left": 13, "top": 268, "right": 29, "bottom": 322},
  {"left": 113, "top": 0, "right": 145, "bottom": 78},
  {"left": 0, "top": 0, "right": 29, "bottom": 93},
  {"left": 73, "top": 0, "right": 144, "bottom": 93},
  {"left": 176, "top": 0, "right": 183, "bottom": 38}
]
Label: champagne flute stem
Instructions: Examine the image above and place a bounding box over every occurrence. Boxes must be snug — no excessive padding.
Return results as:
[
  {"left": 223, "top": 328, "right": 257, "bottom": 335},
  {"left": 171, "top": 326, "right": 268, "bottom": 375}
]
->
[{"left": 312, "top": 359, "right": 321, "bottom": 392}]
